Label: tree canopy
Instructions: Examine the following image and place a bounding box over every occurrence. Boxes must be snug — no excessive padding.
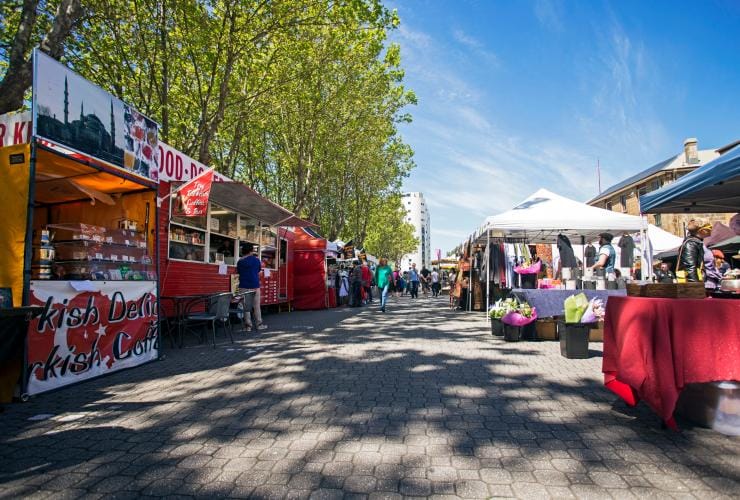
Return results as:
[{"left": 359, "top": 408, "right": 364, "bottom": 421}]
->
[{"left": 0, "top": 0, "right": 418, "bottom": 260}]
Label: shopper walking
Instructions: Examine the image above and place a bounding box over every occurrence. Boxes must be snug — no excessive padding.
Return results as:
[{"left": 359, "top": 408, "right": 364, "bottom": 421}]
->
[
  {"left": 361, "top": 261, "right": 373, "bottom": 304},
  {"left": 431, "top": 268, "right": 440, "bottom": 297},
  {"left": 375, "top": 258, "right": 393, "bottom": 313},
  {"left": 350, "top": 261, "right": 363, "bottom": 307},
  {"left": 420, "top": 266, "right": 431, "bottom": 298},
  {"left": 398, "top": 271, "right": 406, "bottom": 297},
  {"left": 237, "top": 243, "right": 267, "bottom": 330},
  {"left": 408, "top": 263, "right": 420, "bottom": 299}
]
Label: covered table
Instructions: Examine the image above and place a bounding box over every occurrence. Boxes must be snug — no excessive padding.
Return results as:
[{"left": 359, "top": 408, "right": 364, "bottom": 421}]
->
[
  {"left": 510, "top": 289, "right": 626, "bottom": 318},
  {"left": 602, "top": 296, "right": 740, "bottom": 429}
]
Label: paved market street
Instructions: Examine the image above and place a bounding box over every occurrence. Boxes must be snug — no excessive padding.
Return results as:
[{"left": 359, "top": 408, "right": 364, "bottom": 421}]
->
[{"left": 1, "top": 297, "right": 738, "bottom": 499}]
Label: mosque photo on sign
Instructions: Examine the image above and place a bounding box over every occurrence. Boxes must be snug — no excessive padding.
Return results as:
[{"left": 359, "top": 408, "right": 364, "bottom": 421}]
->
[{"left": 33, "top": 50, "right": 158, "bottom": 180}]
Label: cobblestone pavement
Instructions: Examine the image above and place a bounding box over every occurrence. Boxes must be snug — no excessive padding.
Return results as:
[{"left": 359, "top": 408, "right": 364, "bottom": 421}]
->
[{"left": 1, "top": 296, "right": 738, "bottom": 499}]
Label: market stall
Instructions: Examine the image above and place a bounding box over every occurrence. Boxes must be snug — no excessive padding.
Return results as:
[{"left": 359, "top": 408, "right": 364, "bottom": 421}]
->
[
  {"left": 156, "top": 147, "right": 301, "bottom": 311},
  {"left": 0, "top": 50, "right": 161, "bottom": 397},
  {"left": 292, "top": 227, "right": 336, "bottom": 310},
  {"left": 605, "top": 145, "right": 740, "bottom": 433},
  {"left": 464, "top": 189, "right": 647, "bottom": 314}
]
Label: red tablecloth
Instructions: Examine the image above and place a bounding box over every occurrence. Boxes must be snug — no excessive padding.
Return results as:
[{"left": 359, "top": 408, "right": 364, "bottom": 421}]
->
[{"left": 603, "top": 296, "right": 740, "bottom": 429}]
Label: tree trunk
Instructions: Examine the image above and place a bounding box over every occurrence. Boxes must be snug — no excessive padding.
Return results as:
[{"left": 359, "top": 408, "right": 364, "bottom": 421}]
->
[{"left": 0, "top": 0, "right": 83, "bottom": 115}]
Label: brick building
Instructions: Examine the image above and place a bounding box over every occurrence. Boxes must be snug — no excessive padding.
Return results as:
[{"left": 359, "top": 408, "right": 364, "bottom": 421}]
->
[{"left": 587, "top": 138, "right": 737, "bottom": 237}]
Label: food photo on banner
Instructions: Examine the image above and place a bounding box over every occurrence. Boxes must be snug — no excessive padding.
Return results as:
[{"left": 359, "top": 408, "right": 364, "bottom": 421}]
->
[
  {"left": 32, "top": 50, "right": 159, "bottom": 181},
  {"left": 26, "top": 281, "right": 159, "bottom": 396}
]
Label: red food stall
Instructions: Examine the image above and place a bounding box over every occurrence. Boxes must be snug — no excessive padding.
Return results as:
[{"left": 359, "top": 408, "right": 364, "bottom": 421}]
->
[
  {"left": 293, "top": 227, "right": 338, "bottom": 310},
  {"left": 1, "top": 51, "right": 162, "bottom": 398},
  {"left": 155, "top": 143, "right": 299, "bottom": 310}
]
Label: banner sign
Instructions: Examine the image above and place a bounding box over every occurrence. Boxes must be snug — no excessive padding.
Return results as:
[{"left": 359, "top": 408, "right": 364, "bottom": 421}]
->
[
  {"left": 157, "top": 141, "right": 229, "bottom": 183},
  {"left": 26, "top": 280, "right": 159, "bottom": 395},
  {"left": 342, "top": 240, "right": 355, "bottom": 260},
  {"left": 173, "top": 168, "right": 214, "bottom": 216},
  {"left": 0, "top": 111, "right": 32, "bottom": 147},
  {"left": 32, "top": 50, "right": 160, "bottom": 182}
]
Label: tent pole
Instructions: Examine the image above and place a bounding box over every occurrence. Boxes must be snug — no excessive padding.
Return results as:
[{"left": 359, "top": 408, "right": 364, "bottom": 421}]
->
[
  {"left": 640, "top": 216, "right": 651, "bottom": 281},
  {"left": 468, "top": 239, "right": 473, "bottom": 311},
  {"left": 486, "top": 231, "right": 490, "bottom": 322},
  {"left": 581, "top": 235, "right": 586, "bottom": 280}
]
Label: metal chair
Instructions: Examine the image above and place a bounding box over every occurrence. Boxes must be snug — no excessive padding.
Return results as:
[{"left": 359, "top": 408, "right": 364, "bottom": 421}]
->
[{"left": 182, "top": 293, "right": 234, "bottom": 348}]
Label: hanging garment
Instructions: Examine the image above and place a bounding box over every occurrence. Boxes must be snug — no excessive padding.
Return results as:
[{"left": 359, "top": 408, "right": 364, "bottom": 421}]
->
[
  {"left": 339, "top": 274, "right": 350, "bottom": 297},
  {"left": 618, "top": 235, "right": 635, "bottom": 267},
  {"left": 585, "top": 244, "right": 597, "bottom": 267},
  {"left": 557, "top": 234, "right": 578, "bottom": 268}
]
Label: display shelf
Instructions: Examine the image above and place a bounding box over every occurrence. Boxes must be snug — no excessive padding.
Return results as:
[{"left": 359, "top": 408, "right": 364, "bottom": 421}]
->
[
  {"left": 54, "top": 240, "right": 146, "bottom": 249},
  {"left": 169, "top": 239, "right": 206, "bottom": 247},
  {"left": 169, "top": 220, "right": 207, "bottom": 233}
]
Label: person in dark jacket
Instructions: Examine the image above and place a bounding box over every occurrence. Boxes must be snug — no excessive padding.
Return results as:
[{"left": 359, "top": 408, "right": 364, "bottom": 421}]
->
[
  {"left": 349, "top": 261, "right": 363, "bottom": 306},
  {"left": 677, "top": 219, "right": 711, "bottom": 282}
]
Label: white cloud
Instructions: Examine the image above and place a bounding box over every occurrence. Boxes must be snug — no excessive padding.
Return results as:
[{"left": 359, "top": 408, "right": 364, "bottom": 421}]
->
[
  {"left": 393, "top": 13, "right": 671, "bottom": 254},
  {"left": 574, "top": 17, "right": 671, "bottom": 172},
  {"left": 534, "top": 0, "right": 564, "bottom": 32},
  {"left": 397, "top": 24, "right": 432, "bottom": 49},
  {"left": 451, "top": 28, "right": 500, "bottom": 68}
]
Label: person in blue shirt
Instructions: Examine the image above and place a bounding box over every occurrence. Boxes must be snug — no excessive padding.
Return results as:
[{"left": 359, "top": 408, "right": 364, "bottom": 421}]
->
[
  {"left": 237, "top": 243, "right": 266, "bottom": 330},
  {"left": 591, "top": 232, "right": 617, "bottom": 279},
  {"left": 408, "top": 263, "right": 420, "bottom": 299}
]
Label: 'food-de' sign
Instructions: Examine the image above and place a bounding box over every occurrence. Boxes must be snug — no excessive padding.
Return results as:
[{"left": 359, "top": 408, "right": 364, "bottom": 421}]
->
[
  {"left": 26, "top": 281, "right": 158, "bottom": 395},
  {"left": 158, "top": 141, "right": 229, "bottom": 183}
]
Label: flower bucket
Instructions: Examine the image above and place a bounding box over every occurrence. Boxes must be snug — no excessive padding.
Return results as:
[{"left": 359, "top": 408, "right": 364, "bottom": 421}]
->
[
  {"left": 557, "top": 321, "right": 595, "bottom": 358},
  {"left": 490, "top": 318, "right": 504, "bottom": 336}
]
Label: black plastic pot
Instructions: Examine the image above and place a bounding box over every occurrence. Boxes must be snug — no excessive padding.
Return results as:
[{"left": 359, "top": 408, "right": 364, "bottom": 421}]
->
[
  {"left": 558, "top": 321, "right": 594, "bottom": 358},
  {"left": 490, "top": 318, "right": 504, "bottom": 336},
  {"left": 503, "top": 323, "right": 522, "bottom": 342}
]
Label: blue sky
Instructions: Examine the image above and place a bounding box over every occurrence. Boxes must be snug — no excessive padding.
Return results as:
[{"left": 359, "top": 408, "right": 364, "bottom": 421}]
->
[{"left": 390, "top": 0, "right": 740, "bottom": 254}]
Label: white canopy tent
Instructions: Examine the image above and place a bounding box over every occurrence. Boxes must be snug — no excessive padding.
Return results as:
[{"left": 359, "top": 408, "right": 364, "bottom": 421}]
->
[
  {"left": 464, "top": 189, "right": 650, "bottom": 313},
  {"left": 471, "top": 189, "right": 646, "bottom": 244}
]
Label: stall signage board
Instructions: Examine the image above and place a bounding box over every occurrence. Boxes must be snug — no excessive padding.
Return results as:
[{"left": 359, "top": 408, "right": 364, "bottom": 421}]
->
[
  {"left": 158, "top": 141, "right": 230, "bottom": 183},
  {"left": 26, "top": 281, "right": 158, "bottom": 396},
  {"left": 0, "top": 111, "right": 32, "bottom": 147},
  {"left": 32, "top": 50, "right": 159, "bottom": 182},
  {"left": 173, "top": 168, "right": 214, "bottom": 217}
]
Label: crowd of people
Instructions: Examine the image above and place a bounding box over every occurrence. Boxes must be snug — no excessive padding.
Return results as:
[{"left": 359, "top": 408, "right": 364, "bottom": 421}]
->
[{"left": 336, "top": 260, "right": 447, "bottom": 312}]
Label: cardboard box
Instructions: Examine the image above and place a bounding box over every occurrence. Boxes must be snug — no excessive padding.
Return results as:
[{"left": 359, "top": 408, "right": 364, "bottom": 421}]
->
[
  {"left": 535, "top": 319, "right": 558, "bottom": 340},
  {"left": 589, "top": 321, "right": 604, "bottom": 342}
]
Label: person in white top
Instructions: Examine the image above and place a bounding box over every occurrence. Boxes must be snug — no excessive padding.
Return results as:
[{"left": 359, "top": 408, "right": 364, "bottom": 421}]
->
[{"left": 430, "top": 268, "right": 440, "bottom": 297}]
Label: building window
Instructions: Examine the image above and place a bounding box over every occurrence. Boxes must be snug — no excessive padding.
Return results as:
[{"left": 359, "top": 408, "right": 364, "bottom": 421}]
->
[
  {"left": 605, "top": 201, "right": 613, "bottom": 211},
  {"left": 654, "top": 214, "right": 662, "bottom": 227},
  {"left": 651, "top": 179, "right": 663, "bottom": 191},
  {"left": 620, "top": 194, "right": 627, "bottom": 211},
  {"left": 638, "top": 185, "right": 648, "bottom": 197}
]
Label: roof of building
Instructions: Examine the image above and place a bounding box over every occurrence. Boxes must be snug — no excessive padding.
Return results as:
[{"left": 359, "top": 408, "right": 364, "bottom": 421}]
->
[
  {"left": 717, "top": 139, "right": 740, "bottom": 155},
  {"left": 588, "top": 147, "right": 719, "bottom": 204}
]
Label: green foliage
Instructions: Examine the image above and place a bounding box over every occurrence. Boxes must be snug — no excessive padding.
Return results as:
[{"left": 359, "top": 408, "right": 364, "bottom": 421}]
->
[
  {"left": 362, "top": 194, "right": 418, "bottom": 265},
  {"left": 29, "top": 0, "right": 417, "bottom": 245}
]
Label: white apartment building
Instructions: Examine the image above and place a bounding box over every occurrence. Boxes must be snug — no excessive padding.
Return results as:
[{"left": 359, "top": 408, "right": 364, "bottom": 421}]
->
[{"left": 400, "top": 192, "right": 431, "bottom": 272}]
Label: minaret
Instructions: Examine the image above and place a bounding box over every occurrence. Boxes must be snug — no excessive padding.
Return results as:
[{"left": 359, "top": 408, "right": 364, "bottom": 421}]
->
[
  {"left": 110, "top": 100, "right": 115, "bottom": 149},
  {"left": 63, "top": 76, "right": 69, "bottom": 125},
  {"left": 80, "top": 102, "right": 84, "bottom": 122}
]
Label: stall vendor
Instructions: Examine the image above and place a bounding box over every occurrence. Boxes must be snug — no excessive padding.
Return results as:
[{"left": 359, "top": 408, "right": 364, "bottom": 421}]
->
[{"left": 591, "top": 232, "right": 616, "bottom": 279}]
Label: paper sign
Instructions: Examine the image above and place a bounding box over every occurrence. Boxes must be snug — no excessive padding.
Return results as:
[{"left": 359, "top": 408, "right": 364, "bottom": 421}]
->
[
  {"left": 218, "top": 263, "right": 227, "bottom": 275},
  {"left": 69, "top": 281, "right": 98, "bottom": 292}
]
